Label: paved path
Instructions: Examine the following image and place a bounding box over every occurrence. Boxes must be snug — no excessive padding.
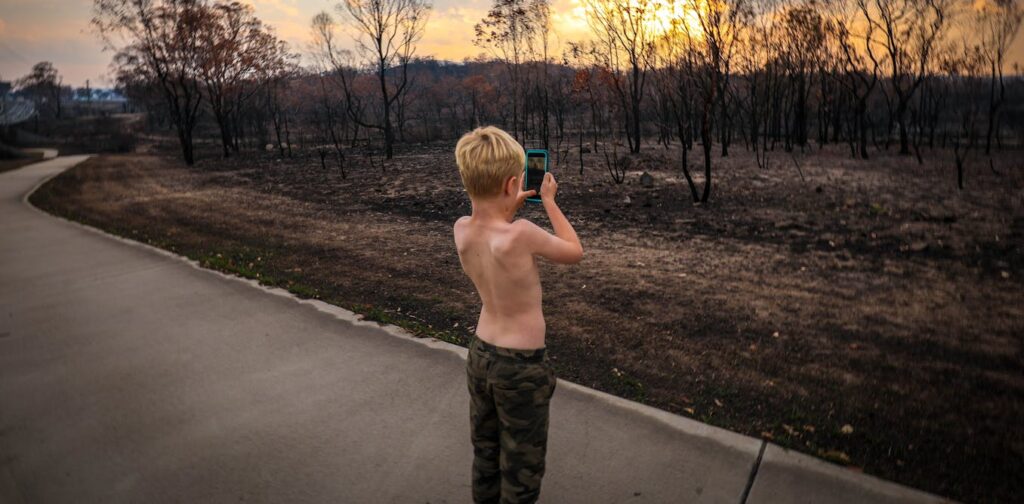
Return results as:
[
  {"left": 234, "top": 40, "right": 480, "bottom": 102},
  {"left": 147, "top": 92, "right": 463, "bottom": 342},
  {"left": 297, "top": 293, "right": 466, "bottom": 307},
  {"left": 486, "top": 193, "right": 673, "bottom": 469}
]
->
[{"left": 0, "top": 157, "right": 951, "bottom": 503}]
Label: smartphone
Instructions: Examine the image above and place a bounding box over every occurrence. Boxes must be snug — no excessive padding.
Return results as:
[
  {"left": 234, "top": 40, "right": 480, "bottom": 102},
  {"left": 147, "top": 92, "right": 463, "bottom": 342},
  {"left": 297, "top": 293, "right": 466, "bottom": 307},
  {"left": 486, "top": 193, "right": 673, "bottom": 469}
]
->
[{"left": 524, "top": 149, "right": 548, "bottom": 203}]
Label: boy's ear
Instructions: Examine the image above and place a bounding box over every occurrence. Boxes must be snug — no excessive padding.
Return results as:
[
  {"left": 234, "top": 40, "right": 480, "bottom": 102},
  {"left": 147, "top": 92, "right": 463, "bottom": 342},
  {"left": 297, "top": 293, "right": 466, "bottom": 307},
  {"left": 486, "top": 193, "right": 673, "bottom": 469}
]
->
[{"left": 506, "top": 175, "right": 519, "bottom": 196}]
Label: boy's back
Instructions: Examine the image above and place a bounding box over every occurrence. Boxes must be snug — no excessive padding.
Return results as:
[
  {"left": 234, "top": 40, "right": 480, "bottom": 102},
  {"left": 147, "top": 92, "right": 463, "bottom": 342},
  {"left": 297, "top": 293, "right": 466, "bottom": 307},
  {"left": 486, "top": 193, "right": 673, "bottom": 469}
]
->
[{"left": 454, "top": 217, "right": 545, "bottom": 350}]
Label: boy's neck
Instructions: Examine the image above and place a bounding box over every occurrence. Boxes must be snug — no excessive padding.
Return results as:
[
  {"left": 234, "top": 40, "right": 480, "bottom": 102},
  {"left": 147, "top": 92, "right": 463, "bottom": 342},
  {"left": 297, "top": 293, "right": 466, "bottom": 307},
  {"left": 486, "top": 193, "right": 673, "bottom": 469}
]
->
[{"left": 470, "top": 196, "right": 515, "bottom": 223}]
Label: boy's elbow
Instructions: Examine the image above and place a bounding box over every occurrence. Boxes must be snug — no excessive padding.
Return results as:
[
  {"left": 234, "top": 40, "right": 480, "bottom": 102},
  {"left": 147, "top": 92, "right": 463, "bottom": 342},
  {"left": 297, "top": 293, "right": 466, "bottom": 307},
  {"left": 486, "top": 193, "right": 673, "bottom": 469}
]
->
[{"left": 567, "top": 244, "right": 584, "bottom": 264}]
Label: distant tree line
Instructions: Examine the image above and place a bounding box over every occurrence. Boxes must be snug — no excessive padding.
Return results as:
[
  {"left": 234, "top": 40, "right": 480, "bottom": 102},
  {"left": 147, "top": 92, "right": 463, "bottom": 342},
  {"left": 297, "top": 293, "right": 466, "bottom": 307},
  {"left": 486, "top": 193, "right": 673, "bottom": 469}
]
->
[
  {"left": 94, "top": 0, "right": 296, "bottom": 165},
  {"left": 97, "top": 0, "right": 1024, "bottom": 195},
  {"left": 6, "top": 62, "right": 134, "bottom": 127},
  {"left": 12, "top": 62, "right": 67, "bottom": 120}
]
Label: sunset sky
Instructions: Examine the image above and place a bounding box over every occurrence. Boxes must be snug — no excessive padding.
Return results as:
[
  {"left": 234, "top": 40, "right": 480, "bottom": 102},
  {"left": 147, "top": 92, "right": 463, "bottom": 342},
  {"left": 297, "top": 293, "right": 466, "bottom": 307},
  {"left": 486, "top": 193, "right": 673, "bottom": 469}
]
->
[
  {"left": 0, "top": 0, "right": 595, "bottom": 88},
  {"left": 1, "top": 0, "right": 1022, "bottom": 88}
]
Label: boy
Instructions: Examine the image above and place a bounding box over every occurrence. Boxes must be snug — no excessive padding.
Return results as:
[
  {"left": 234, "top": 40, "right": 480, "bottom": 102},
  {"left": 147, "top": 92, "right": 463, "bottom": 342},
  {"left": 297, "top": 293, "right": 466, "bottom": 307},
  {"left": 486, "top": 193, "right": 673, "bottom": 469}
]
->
[{"left": 453, "top": 126, "right": 583, "bottom": 504}]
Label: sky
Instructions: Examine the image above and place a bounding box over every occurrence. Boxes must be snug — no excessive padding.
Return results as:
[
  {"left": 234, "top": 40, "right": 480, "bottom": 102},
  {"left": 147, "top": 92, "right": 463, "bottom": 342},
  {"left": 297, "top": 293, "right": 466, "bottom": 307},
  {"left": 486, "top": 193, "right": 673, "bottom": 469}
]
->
[
  {"left": 0, "top": 0, "right": 594, "bottom": 88},
  {"left": 1, "top": 0, "right": 1023, "bottom": 88}
]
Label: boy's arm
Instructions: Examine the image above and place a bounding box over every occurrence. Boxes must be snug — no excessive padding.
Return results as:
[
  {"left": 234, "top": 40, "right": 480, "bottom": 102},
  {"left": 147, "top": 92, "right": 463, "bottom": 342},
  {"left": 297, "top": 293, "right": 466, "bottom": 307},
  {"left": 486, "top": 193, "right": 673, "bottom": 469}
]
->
[{"left": 517, "top": 173, "right": 583, "bottom": 264}]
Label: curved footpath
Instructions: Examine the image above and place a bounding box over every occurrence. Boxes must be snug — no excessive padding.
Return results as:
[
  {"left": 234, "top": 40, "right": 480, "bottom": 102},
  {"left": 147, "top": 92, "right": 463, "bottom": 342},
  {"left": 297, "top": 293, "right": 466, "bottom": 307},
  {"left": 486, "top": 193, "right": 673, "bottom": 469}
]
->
[{"left": 0, "top": 156, "right": 951, "bottom": 503}]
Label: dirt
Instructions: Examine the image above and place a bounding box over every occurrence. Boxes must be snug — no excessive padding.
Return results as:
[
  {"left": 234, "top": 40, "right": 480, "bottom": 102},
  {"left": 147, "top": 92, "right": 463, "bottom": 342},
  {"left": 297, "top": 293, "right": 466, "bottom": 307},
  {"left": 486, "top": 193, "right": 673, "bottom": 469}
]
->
[{"left": 29, "top": 142, "right": 1024, "bottom": 503}]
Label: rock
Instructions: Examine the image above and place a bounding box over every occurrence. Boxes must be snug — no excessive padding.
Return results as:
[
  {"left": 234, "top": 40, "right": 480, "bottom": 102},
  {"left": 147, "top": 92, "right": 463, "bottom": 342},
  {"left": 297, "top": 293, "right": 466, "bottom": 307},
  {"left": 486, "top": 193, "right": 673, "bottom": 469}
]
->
[
  {"left": 908, "top": 242, "right": 929, "bottom": 252},
  {"left": 640, "top": 171, "right": 654, "bottom": 187},
  {"left": 623, "top": 195, "right": 632, "bottom": 206}
]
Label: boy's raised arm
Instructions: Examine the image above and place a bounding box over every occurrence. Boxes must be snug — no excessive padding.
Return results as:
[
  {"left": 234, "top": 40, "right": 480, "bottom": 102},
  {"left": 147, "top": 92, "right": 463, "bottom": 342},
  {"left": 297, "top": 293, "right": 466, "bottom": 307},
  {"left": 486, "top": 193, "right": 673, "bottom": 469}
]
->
[{"left": 517, "top": 173, "right": 583, "bottom": 265}]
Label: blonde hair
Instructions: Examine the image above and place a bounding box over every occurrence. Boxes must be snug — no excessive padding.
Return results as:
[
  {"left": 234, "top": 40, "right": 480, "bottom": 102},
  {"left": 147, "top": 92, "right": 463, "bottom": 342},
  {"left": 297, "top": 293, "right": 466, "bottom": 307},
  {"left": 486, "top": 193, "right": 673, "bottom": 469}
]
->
[{"left": 455, "top": 126, "right": 525, "bottom": 198}]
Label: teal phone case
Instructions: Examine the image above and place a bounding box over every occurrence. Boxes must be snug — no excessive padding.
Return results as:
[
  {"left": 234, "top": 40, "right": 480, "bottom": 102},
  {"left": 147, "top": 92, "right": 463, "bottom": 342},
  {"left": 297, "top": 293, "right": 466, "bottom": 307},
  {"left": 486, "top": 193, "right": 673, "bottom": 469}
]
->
[{"left": 524, "top": 149, "right": 548, "bottom": 203}]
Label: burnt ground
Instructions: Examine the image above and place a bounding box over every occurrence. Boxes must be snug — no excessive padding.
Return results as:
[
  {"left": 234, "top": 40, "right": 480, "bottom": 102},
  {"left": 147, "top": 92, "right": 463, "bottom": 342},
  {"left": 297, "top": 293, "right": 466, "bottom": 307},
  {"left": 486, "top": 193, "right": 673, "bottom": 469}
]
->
[{"left": 29, "top": 140, "right": 1024, "bottom": 503}]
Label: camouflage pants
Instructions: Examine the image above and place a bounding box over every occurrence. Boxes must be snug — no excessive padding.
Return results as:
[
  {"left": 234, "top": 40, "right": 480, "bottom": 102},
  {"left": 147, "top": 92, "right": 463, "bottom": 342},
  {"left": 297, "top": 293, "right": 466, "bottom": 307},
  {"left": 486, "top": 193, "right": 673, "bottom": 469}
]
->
[{"left": 466, "top": 335, "right": 557, "bottom": 504}]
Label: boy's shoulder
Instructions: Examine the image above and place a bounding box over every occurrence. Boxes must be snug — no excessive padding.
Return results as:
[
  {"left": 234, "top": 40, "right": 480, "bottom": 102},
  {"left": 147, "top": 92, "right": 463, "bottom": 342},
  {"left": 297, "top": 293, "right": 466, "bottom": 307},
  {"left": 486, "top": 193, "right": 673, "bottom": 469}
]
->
[
  {"left": 454, "top": 217, "right": 539, "bottom": 243},
  {"left": 453, "top": 216, "right": 470, "bottom": 246},
  {"left": 511, "top": 217, "right": 537, "bottom": 227},
  {"left": 509, "top": 218, "right": 545, "bottom": 248},
  {"left": 510, "top": 218, "right": 540, "bottom": 234}
]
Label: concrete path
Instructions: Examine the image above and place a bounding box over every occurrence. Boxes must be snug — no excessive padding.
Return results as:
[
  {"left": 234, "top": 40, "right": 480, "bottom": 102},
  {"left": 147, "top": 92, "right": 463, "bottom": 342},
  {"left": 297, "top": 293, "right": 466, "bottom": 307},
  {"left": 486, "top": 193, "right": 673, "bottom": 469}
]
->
[{"left": 0, "top": 157, "right": 951, "bottom": 503}]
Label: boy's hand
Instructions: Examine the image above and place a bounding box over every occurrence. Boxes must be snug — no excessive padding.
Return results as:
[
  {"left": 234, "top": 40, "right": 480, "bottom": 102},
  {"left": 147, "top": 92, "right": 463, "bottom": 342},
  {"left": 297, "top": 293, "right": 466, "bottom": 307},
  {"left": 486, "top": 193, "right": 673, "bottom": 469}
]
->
[
  {"left": 516, "top": 186, "right": 537, "bottom": 210},
  {"left": 540, "top": 172, "right": 558, "bottom": 202}
]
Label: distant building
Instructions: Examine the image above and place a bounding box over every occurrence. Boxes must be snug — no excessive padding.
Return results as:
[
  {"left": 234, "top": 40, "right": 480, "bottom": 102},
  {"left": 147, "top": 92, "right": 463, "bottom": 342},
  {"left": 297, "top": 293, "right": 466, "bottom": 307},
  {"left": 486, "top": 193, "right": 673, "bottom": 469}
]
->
[
  {"left": 71, "top": 88, "right": 128, "bottom": 103},
  {"left": 0, "top": 81, "right": 35, "bottom": 126},
  {"left": 67, "top": 86, "right": 132, "bottom": 115}
]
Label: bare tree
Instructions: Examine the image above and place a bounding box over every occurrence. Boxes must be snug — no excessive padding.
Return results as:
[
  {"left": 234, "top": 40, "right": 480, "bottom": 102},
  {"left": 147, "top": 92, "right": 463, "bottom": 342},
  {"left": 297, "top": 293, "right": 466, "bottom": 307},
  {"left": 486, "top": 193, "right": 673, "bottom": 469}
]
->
[
  {"left": 858, "top": 0, "right": 953, "bottom": 155},
  {"left": 474, "top": 0, "right": 548, "bottom": 143},
  {"left": 977, "top": 0, "right": 1024, "bottom": 154},
  {"left": 334, "top": 0, "right": 430, "bottom": 159},
  {"left": 310, "top": 11, "right": 366, "bottom": 149},
  {"left": 16, "top": 62, "right": 64, "bottom": 119},
  {"left": 532, "top": 0, "right": 553, "bottom": 149},
  {"left": 940, "top": 43, "right": 985, "bottom": 189},
  {"left": 688, "top": 0, "right": 751, "bottom": 202},
  {"left": 583, "top": 0, "right": 659, "bottom": 153},
  {"left": 565, "top": 42, "right": 615, "bottom": 152},
  {"left": 778, "top": 3, "right": 826, "bottom": 149},
  {"left": 197, "top": 2, "right": 291, "bottom": 158},
  {"left": 265, "top": 62, "right": 297, "bottom": 158},
  {"left": 734, "top": 0, "right": 777, "bottom": 166},
  {"left": 94, "top": 0, "right": 207, "bottom": 165},
  {"left": 309, "top": 71, "right": 348, "bottom": 178},
  {"left": 654, "top": 6, "right": 701, "bottom": 201},
  {"left": 829, "top": 0, "right": 881, "bottom": 159}
]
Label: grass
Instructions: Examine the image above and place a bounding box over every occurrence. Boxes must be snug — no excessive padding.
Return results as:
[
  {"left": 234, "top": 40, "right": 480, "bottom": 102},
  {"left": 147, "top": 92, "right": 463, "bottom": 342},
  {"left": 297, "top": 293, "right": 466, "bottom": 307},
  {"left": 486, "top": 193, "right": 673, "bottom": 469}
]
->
[
  {"left": 610, "top": 367, "right": 646, "bottom": 401},
  {"left": 189, "top": 246, "right": 468, "bottom": 346}
]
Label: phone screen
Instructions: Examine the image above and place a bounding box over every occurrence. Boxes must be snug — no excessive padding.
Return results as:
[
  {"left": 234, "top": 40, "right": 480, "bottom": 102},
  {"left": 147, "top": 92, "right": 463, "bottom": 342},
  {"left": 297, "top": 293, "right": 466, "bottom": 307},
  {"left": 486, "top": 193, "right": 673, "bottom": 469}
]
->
[{"left": 526, "top": 152, "right": 546, "bottom": 197}]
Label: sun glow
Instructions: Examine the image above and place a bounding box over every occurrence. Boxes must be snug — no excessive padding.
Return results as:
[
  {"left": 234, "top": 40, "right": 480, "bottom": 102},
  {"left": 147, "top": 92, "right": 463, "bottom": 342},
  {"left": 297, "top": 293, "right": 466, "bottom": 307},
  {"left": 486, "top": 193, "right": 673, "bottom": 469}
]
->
[
  {"left": 579, "top": 0, "right": 706, "bottom": 43},
  {"left": 648, "top": 0, "right": 704, "bottom": 39}
]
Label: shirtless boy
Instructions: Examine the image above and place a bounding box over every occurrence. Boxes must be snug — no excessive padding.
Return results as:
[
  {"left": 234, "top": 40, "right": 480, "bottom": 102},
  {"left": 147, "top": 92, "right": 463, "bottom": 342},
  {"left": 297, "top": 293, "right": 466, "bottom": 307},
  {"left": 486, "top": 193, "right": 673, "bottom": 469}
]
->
[{"left": 453, "top": 126, "right": 583, "bottom": 504}]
